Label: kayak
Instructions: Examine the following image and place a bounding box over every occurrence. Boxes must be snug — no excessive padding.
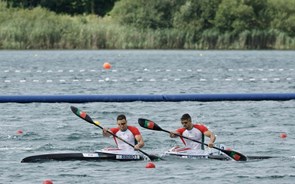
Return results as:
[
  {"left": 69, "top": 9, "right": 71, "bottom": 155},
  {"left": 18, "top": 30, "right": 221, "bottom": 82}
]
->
[
  {"left": 21, "top": 146, "right": 276, "bottom": 163},
  {"left": 162, "top": 146, "right": 274, "bottom": 161},
  {"left": 163, "top": 151, "right": 274, "bottom": 160},
  {"left": 21, "top": 148, "right": 159, "bottom": 163}
]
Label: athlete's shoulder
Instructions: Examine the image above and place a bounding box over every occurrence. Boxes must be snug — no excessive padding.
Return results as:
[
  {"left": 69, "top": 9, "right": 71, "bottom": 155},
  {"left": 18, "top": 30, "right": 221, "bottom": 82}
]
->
[
  {"left": 176, "top": 127, "right": 186, "bottom": 134},
  {"left": 127, "top": 125, "right": 139, "bottom": 130},
  {"left": 193, "top": 123, "right": 208, "bottom": 133},
  {"left": 110, "top": 127, "right": 120, "bottom": 134},
  {"left": 127, "top": 126, "right": 141, "bottom": 135}
]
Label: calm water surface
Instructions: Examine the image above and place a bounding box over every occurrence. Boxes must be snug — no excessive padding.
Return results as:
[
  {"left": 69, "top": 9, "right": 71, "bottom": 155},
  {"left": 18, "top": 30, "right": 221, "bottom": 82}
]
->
[{"left": 0, "top": 50, "right": 295, "bottom": 184}]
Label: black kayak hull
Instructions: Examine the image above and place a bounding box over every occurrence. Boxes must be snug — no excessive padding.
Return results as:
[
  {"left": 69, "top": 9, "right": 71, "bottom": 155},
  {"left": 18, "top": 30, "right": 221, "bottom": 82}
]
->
[
  {"left": 21, "top": 151, "right": 276, "bottom": 163},
  {"left": 21, "top": 152, "right": 160, "bottom": 163}
]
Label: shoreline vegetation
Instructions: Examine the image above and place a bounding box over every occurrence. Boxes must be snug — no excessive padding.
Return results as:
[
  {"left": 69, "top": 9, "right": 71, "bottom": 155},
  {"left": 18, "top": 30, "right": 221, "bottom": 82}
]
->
[{"left": 0, "top": 0, "right": 295, "bottom": 50}]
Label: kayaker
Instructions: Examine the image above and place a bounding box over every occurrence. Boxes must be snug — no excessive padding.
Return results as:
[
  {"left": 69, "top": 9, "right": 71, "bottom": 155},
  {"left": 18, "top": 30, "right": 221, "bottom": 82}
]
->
[
  {"left": 170, "top": 113, "right": 216, "bottom": 152},
  {"left": 103, "top": 114, "right": 145, "bottom": 151}
]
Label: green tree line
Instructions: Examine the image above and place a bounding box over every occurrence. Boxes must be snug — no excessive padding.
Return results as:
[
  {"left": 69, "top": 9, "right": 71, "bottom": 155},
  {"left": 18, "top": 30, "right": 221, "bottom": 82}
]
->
[
  {"left": 0, "top": 0, "right": 295, "bottom": 49},
  {"left": 3, "top": 0, "right": 117, "bottom": 16}
]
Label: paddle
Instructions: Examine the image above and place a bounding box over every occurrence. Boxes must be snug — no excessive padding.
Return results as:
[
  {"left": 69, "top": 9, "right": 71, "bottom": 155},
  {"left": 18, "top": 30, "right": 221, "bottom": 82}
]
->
[
  {"left": 70, "top": 106, "right": 160, "bottom": 162},
  {"left": 138, "top": 118, "right": 248, "bottom": 161}
]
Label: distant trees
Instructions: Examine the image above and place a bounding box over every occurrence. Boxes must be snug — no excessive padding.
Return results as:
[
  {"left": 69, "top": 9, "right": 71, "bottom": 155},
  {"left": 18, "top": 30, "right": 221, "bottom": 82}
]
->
[
  {"left": 110, "top": 0, "right": 182, "bottom": 29},
  {"left": 172, "top": 0, "right": 221, "bottom": 32},
  {"left": 109, "top": 0, "right": 294, "bottom": 37},
  {"left": 214, "top": 0, "right": 265, "bottom": 33},
  {"left": 1, "top": 0, "right": 294, "bottom": 49},
  {"left": 3, "top": 0, "right": 116, "bottom": 16},
  {"left": 3, "top": 0, "right": 295, "bottom": 37},
  {"left": 267, "top": 0, "right": 295, "bottom": 37},
  {"left": 110, "top": 0, "right": 221, "bottom": 31}
]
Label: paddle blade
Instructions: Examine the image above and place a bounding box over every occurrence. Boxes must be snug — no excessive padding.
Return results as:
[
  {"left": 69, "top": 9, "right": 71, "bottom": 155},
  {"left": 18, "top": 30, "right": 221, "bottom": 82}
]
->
[
  {"left": 222, "top": 149, "right": 248, "bottom": 161},
  {"left": 70, "top": 106, "right": 94, "bottom": 124},
  {"left": 138, "top": 118, "right": 162, "bottom": 131}
]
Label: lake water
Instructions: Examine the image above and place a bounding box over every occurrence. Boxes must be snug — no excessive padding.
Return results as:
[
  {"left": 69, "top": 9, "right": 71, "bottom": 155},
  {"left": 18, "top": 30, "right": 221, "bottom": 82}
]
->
[{"left": 1, "top": 50, "right": 295, "bottom": 184}]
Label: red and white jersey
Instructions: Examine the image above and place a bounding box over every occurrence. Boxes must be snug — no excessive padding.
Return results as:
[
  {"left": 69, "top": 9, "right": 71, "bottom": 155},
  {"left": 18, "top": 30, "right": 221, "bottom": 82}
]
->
[
  {"left": 109, "top": 126, "right": 141, "bottom": 151},
  {"left": 176, "top": 124, "right": 208, "bottom": 150}
]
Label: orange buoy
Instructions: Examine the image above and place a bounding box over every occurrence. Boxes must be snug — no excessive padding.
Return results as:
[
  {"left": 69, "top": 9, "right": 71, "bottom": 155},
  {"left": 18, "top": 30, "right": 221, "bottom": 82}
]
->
[
  {"left": 103, "top": 62, "right": 111, "bottom": 70},
  {"left": 280, "top": 133, "right": 287, "bottom": 139},
  {"left": 43, "top": 179, "right": 53, "bottom": 184},
  {"left": 145, "top": 162, "right": 156, "bottom": 168}
]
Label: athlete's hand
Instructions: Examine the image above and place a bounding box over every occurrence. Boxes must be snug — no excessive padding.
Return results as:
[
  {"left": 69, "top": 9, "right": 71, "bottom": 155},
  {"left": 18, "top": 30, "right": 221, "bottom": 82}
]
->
[
  {"left": 170, "top": 132, "right": 178, "bottom": 138},
  {"left": 102, "top": 128, "right": 110, "bottom": 136},
  {"left": 208, "top": 142, "right": 214, "bottom": 148},
  {"left": 134, "top": 144, "right": 140, "bottom": 150}
]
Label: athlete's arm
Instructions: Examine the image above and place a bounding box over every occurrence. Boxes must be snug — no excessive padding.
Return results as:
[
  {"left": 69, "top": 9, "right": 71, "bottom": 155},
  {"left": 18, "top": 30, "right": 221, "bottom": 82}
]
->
[
  {"left": 204, "top": 130, "right": 216, "bottom": 148},
  {"left": 134, "top": 134, "right": 144, "bottom": 150}
]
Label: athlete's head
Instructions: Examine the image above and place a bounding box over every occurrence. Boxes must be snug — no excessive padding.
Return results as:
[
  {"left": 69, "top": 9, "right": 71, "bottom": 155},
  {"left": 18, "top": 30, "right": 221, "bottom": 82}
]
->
[
  {"left": 117, "top": 114, "right": 128, "bottom": 131},
  {"left": 180, "top": 113, "right": 193, "bottom": 130}
]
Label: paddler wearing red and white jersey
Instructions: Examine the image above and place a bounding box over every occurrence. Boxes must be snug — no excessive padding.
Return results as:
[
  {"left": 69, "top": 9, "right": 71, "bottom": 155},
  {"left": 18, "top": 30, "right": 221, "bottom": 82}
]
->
[
  {"left": 170, "top": 113, "right": 216, "bottom": 152},
  {"left": 103, "top": 114, "right": 144, "bottom": 151}
]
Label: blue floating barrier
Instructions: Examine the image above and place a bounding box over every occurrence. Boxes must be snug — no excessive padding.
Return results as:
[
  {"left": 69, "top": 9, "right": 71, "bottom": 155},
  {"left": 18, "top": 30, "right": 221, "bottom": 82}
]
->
[{"left": 0, "top": 93, "right": 295, "bottom": 103}]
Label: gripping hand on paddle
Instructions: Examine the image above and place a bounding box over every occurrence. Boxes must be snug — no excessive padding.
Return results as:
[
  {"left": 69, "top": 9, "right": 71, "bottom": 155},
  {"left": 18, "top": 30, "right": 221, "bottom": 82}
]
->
[
  {"left": 102, "top": 128, "right": 112, "bottom": 137},
  {"left": 169, "top": 131, "right": 179, "bottom": 138},
  {"left": 134, "top": 144, "right": 141, "bottom": 150},
  {"left": 208, "top": 141, "right": 214, "bottom": 148}
]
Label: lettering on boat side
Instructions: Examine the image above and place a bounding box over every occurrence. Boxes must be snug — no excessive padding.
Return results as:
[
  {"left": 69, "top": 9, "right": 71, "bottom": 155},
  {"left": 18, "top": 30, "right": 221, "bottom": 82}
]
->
[
  {"left": 116, "top": 155, "right": 141, "bottom": 160},
  {"left": 83, "top": 153, "right": 100, "bottom": 157},
  {"left": 181, "top": 155, "right": 208, "bottom": 159}
]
